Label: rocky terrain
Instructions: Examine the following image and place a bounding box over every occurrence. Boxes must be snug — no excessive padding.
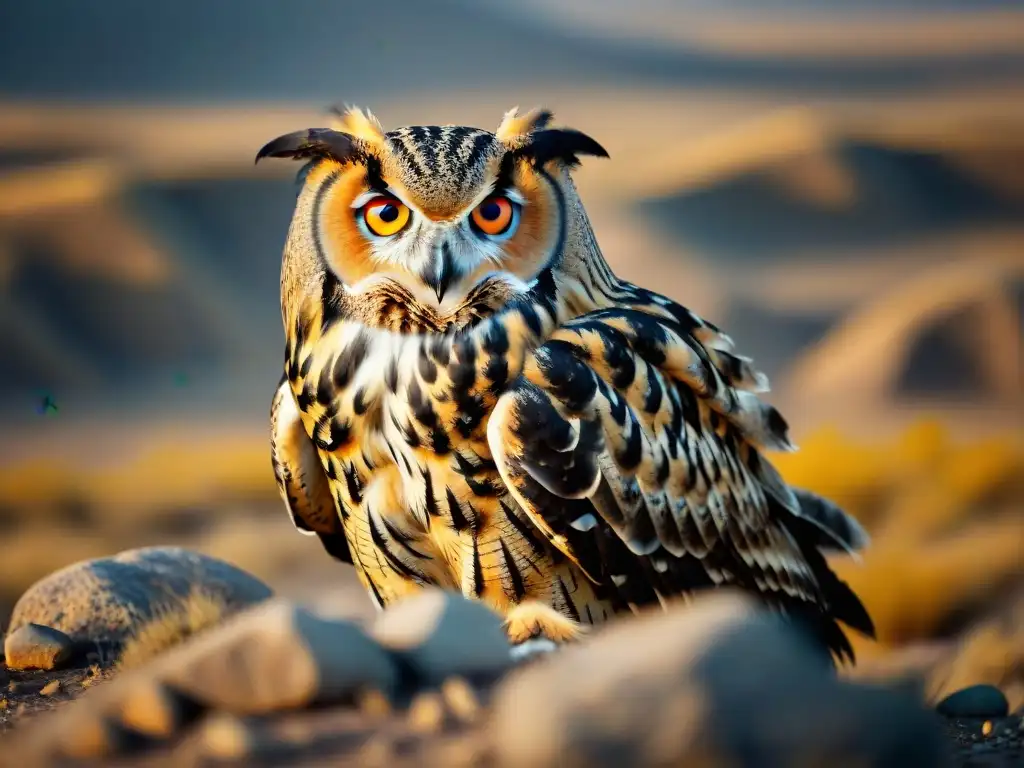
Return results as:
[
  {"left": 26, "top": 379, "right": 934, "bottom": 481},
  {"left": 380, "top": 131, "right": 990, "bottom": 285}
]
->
[{"left": 0, "top": 541, "right": 1020, "bottom": 767}]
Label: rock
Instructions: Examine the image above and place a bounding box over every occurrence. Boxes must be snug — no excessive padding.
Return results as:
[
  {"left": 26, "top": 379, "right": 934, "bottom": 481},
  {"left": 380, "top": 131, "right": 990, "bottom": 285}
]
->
[
  {"left": 372, "top": 589, "right": 513, "bottom": 690},
  {"left": 7, "top": 547, "right": 273, "bottom": 646},
  {"left": 936, "top": 685, "right": 1010, "bottom": 719},
  {"left": 39, "top": 680, "right": 61, "bottom": 697},
  {"left": 3, "top": 623, "right": 74, "bottom": 670},
  {"left": 490, "top": 591, "right": 949, "bottom": 768},
  {"left": 155, "top": 599, "right": 400, "bottom": 712},
  {"left": 6, "top": 599, "right": 400, "bottom": 764}
]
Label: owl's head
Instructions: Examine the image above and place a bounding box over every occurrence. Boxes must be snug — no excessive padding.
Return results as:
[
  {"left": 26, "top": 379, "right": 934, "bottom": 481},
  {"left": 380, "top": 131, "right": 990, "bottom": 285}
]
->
[{"left": 257, "top": 106, "right": 608, "bottom": 333}]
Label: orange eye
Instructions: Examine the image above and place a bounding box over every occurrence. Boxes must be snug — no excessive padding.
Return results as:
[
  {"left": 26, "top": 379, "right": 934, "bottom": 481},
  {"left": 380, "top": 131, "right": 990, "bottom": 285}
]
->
[
  {"left": 470, "top": 196, "right": 516, "bottom": 237},
  {"left": 362, "top": 198, "right": 410, "bottom": 237}
]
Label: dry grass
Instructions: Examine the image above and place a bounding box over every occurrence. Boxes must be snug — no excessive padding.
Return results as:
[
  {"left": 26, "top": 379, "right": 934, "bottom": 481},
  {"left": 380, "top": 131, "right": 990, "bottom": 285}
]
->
[
  {"left": 773, "top": 419, "right": 1024, "bottom": 673},
  {"left": 117, "top": 588, "right": 233, "bottom": 671}
]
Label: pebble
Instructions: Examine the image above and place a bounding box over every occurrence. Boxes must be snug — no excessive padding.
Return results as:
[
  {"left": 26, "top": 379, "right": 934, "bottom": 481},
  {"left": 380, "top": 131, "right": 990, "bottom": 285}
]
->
[
  {"left": 936, "top": 684, "right": 1010, "bottom": 719},
  {"left": 372, "top": 590, "right": 513, "bottom": 689},
  {"left": 39, "top": 679, "right": 61, "bottom": 697},
  {"left": 3, "top": 623, "right": 74, "bottom": 670}
]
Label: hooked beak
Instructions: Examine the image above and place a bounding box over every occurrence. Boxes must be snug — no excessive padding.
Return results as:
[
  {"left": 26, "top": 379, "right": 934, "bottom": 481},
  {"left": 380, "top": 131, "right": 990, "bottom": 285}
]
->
[{"left": 420, "top": 241, "right": 461, "bottom": 303}]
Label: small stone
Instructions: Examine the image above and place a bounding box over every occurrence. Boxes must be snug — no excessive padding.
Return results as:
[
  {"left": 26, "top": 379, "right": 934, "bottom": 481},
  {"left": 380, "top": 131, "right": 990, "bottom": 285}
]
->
[
  {"left": 154, "top": 599, "right": 399, "bottom": 712},
  {"left": 40, "top": 679, "right": 61, "bottom": 696},
  {"left": 199, "top": 712, "right": 253, "bottom": 760},
  {"left": 356, "top": 688, "right": 393, "bottom": 720},
  {"left": 407, "top": 691, "right": 446, "bottom": 734},
  {"left": 441, "top": 676, "right": 481, "bottom": 724},
  {"left": 3, "top": 623, "right": 74, "bottom": 670},
  {"left": 982, "top": 720, "right": 993, "bottom": 736},
  {"left": 372, "top": 589, "right": 512, "bottom": 688},
  {"left": 936, "top": 684, "right": 1010, "bottom": 719},
  {"left": 59, "top": 716, "right": 121, "bottom": 761},
  {"left": 117, "top": 680, "right": 194, "bottom": 738}
]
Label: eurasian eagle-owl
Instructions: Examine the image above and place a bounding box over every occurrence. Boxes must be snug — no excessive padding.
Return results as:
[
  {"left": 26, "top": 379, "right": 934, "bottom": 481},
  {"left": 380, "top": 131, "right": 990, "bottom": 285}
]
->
[{"left": 260, "top": 106, "right": 874, "bottom": 661}]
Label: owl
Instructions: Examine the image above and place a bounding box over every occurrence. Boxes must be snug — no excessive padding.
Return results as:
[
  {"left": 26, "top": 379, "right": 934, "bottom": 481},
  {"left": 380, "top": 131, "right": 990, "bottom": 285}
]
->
[{"left": 260, "top": 106, "right": 875, "bottom": 662}]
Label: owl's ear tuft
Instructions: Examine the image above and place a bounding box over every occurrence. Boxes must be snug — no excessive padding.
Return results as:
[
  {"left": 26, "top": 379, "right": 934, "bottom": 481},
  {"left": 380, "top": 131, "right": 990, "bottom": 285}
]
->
[
  {"left": 254, "top": 129, "right": 364, "bottom": 165},
  {"left": 328, "top": 105, "right": 386, "bottom": 147},
  {"left": 497, "top": 106, "right": 555, "bottom": 142},
  {"left": 515, "top": 128, "right": 609, "bottom": 169}
]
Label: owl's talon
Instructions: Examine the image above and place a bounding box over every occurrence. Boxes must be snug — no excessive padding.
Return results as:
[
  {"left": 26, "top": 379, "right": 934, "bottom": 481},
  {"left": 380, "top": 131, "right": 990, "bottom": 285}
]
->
[{"left": 503, "top": 601, "right": 585, "bottom": 645}]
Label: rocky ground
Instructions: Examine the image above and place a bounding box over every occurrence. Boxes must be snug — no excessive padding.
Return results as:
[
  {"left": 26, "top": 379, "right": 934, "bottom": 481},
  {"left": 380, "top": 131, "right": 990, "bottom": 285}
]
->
[{"left": 0, "top": 546, "right": 1021, "bottom": 767}]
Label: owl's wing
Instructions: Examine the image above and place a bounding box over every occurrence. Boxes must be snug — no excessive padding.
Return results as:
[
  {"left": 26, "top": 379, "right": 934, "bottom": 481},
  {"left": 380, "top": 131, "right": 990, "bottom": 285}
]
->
[
  {"left": 270, "top": 376, "right": 352, "bottom": 564},
  {"left": 487, "top": 302, "right": 873, "bottom": 660}
]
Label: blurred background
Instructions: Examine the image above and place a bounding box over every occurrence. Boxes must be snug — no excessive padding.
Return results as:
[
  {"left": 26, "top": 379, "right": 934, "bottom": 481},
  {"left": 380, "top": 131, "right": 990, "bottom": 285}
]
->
[{"left": 0, "top": 0, "right": 1021, "bottom": 703}]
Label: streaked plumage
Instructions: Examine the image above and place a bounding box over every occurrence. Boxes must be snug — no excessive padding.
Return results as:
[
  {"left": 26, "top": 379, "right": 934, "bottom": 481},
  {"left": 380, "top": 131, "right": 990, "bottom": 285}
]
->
[{"left": 259, "top": 106, "right": 875, "bottom": 662}]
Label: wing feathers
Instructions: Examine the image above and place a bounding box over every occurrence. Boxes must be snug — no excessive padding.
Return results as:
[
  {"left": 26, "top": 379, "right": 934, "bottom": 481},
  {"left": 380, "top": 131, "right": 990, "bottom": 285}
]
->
[
  {"left": 488, "top": 297, "right": 874, "bottom": 662},
  {"left": 270, "top": 377, "right": 352, "bottom": 564}
]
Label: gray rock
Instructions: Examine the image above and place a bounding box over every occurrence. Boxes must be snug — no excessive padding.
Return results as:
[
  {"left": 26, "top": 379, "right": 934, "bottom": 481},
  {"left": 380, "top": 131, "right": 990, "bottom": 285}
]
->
[
  {"left": 7, "top": 546, "right": 274, "bottom": 646},
  {"left": 8, "top": 598, "right": 401, "bottom": 764},
  {"left": 491, "top": 591, "right": 950, "bottom": 768},
  {"left": 3, "top": 623, "right": 74, "bottom": 670},
  {"left": 936, "top": 684, "right": 1010, "bottom": 719},
  {"left": 372, "top": 589, "right": 513, "bottom": 689}
]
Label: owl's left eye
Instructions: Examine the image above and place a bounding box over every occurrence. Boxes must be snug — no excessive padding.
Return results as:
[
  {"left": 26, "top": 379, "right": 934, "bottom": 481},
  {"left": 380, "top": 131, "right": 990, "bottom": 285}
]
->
[
  {"left": 470, "top": 196, "right": 518, "bottom": 239},
  {"left": 362, "top": 198, "right": 411, "bottom": 237}
]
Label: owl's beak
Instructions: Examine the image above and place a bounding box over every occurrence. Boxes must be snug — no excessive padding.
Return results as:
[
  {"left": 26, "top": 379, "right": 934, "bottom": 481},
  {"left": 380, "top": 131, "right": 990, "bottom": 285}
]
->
[{"left": 421, "top": 241, "right": 459, "bottom": 304}]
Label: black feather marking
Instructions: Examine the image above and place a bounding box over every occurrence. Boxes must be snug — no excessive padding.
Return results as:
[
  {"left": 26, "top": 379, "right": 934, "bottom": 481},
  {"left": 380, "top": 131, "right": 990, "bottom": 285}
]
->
[
  {"left": 446, "top": 488, "right": 471, "bottom": 533},
  {"left": 535, "top": 340, "right": 598, "bottom": 414},
  {"left": 501, "top": 500, "right": 549, "bottom": 566},
  {"left": 380, "top": 514, "right": 433, "bottom": 560},
  {"left": 320, "top": 268, "right": 345, "bottom": 330},
  {"left": 334, "top": 488, "right": 350, "bottom": 521},
  {"left": 385, "top": 357, "right": 400, "bottom": 393},
  {"left": 615, "top": 417, "right": 643, "bottom": 471},
  {"left": 421, "top": 468, "right": 440, "bottom": 518},
  {"left": 498, "top": 537, "right": 527, "bottom": 602},
  {"left": 429, "top": 428, "right": 451, "bottom": 455},
  {"left": 407, "top": 379, "right": 438, "bottom": 429},
  {"left": 470, "top": 534, "right": 485, "bottom": 597},
  {"left": 519, "top": 303, "right": 543, "bottom": 337},
  {"left": 295, "top": 382, "right": 315, "bottom": 413},
  {"left": 368, "top": 507, "right": 426, "bottom": 582},
  {"left": 417, "top": 354, "right": 438, "bottom": 385},
  {"left": 643, "top": 361, "right": 664, "bottom": 414},
  {"left": 400, "top": 419, "right": 421, "bottom": 448},
  {"left": 428, "top": 336, "right": 450, "bottom": 367},
  {"left": 557, "top": 577, "right": 581, "bottom": 623},
  {"left": 343, "top": 462, "right": 363, "bottom": 504},
  {"left": 352, "top": 388, "right": 369, "bottom": 415},
  {"left": 334, "top": 332, "right": 370, "bottom": 390},
  {"left": 364, "top": 571, "right": 386, "bottom": 609},
  {"left": 315, "top": 532, "right": 352, "bottom": 564}
]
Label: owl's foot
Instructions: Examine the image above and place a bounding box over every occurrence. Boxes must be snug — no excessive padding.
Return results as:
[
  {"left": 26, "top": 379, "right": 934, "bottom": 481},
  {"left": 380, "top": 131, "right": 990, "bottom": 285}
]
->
[{"left": 503, "top": 601, "right": 585, "bottom": 645}]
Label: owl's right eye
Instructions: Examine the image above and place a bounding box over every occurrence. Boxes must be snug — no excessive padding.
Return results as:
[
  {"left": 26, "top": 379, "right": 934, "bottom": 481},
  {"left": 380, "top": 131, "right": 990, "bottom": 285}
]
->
[{"left": 362, "top": 198, "right": 411, "bottom": 237}]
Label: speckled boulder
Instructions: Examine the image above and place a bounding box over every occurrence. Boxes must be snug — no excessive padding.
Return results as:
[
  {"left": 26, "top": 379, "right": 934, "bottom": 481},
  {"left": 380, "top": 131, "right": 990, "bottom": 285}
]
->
[{"left": 6, "top": 547, "right": 273, "bottom": 645}]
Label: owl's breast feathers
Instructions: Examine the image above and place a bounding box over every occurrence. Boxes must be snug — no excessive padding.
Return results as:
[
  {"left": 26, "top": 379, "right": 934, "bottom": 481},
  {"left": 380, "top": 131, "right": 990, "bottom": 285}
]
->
[{"left": 279, "top": 283, "right": 874, "bottom": 660}]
